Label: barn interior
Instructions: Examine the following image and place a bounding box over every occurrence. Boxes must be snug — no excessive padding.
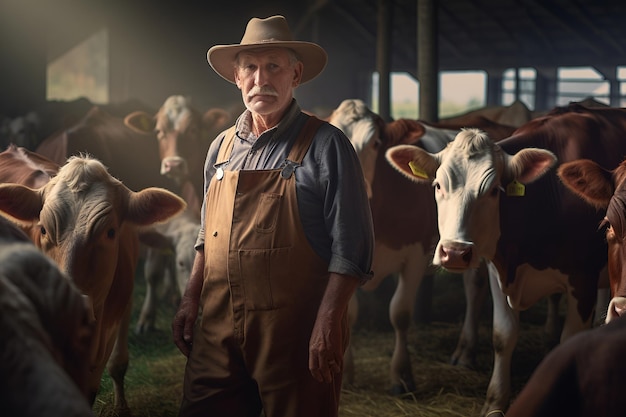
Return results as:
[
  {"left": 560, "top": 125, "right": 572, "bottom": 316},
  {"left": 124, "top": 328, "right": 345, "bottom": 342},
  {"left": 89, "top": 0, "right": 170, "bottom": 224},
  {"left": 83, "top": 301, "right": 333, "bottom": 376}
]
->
[{"left": 2, "top": 0, "right": 625, "bottom": 123}]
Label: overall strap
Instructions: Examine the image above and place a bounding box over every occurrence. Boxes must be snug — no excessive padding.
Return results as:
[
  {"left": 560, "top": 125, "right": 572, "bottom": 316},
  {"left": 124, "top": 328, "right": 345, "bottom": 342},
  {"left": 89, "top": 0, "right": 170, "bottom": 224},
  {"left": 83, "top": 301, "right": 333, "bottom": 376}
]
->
[
  {"left": 216, "top": 126, "right": 237, "bottom": 163},
  {"left": 286, "top": 116, "right": 324, "bottom": 164}
]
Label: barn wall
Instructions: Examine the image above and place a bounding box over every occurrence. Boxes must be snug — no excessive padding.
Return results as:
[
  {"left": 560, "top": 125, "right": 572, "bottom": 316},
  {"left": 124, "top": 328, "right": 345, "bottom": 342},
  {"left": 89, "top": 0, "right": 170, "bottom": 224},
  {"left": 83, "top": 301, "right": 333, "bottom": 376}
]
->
[
  {"left": 0, "top": 1, "right": 48, "bottom": 117},
  {"left": 104, "top": 3, "right": 365, "bottom": 115}
]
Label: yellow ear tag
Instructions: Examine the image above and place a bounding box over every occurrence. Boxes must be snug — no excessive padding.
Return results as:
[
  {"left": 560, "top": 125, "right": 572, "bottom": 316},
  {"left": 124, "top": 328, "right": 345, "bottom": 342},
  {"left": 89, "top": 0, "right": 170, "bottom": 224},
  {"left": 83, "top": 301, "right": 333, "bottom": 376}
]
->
[
  {"left": 140, "top": 115, "right": 152, "bottom": 132},
  {"left": 408, "top": 161, "right": 429, "bottom": 179},
  {"left": 506, "top": 180, "right": 525, "bottom": 197}
]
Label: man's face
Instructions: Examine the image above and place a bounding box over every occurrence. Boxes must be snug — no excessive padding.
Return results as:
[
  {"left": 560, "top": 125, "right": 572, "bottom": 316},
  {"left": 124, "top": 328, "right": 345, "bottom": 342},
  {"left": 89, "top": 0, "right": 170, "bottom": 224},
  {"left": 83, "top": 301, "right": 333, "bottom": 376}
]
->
[{"left": 234, "top": 48, "right": 303, "bottom": 116}]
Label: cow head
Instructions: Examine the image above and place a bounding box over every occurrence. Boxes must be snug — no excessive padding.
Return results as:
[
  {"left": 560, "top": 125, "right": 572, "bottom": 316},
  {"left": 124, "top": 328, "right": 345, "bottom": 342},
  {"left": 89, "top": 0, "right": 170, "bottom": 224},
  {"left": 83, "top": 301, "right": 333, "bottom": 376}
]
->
[
  {"left": 386, "top": 128, "right": 556, "bottom": 272},
  {"left": 329, "top": 99, "right": 385, "bottom": 199},
  {"left": 124, "top": 95, "right": 230, "bottom": 191},
  {"left": 0, "top": 155, "right": 186, "bottom": 398},
  {"left": 558, "top": 158, "right": 626, "bottom": 323}
]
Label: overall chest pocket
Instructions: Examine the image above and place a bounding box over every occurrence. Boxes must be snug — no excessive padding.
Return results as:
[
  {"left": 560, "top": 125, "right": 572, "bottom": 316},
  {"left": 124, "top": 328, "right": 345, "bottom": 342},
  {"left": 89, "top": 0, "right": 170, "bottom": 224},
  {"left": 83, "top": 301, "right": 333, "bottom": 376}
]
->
[
  {"left": 254, "top": 192, "right": 282, "bottom": 233},
  {"left": 238, "top": 247, "right": 293, "bottom": 310}
]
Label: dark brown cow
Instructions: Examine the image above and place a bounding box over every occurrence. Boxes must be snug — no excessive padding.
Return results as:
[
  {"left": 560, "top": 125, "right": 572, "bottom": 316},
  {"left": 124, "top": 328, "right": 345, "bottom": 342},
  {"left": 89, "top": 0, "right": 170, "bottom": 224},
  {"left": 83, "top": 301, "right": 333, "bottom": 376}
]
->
[
  {"left": 503, "top": 152, "right": 626, "bottom": 417},
  {"left": 558, "top": 157, "right": 626, "bottom": 322},
  {"left": 505, "top": 315, "right": 626, "bottom": 417},
  {"left": 385, "top": 103, "right": 626, "bottom": 415},
  {"left": 328, "top": 99, "right": 517, "bottom": 393},
  {"left": 0, "top": 216, "right": 95, "bottom": 417},
  {"left": 0, "top": 146, "right": 186, "bottom": 416}
]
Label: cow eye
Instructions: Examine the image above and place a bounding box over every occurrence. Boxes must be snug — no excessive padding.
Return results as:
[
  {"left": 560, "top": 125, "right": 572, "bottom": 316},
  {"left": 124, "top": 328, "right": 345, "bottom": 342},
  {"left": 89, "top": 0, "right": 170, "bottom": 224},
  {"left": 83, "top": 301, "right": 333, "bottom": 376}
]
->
[
  {"left": 40, "top": 226, "right": 46, "bottom": 235},
  {"left": 107, "top": 228, "right": 116, "bottom": 239}
]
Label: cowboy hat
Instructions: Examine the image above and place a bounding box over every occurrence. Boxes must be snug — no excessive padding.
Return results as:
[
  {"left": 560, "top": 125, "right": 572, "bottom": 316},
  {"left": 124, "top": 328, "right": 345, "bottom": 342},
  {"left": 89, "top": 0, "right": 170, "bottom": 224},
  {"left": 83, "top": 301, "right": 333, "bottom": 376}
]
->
[{"left": 207, "top": 15, "right": 328, "bottom": 84}]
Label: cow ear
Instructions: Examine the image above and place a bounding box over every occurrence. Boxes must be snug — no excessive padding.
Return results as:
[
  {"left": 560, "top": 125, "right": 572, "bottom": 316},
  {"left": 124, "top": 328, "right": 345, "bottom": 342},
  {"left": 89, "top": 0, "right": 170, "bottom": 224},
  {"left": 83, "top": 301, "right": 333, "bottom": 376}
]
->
[
  {"left": 0, "top": 184, "right": 43, "bottom": 222},
  {"left": 507, "top": 148, "right": 557, "bottom": 184},
  {"left": 137, "top": 226, "right": 174, "bottom": 251},
  {"left": 201, "top": 108, "right": 231, "bottom": 142},
  {"left": 385, "top": 144, "right": 439, "bottom": 182},
  {"left": 126, "top": 187, "right": 186, "bottom": 226},
  {"left": 557, "top": 159, "right": 614, "bottom": 209},
  {"left": 124, "top": 111, "right": 156, "bottom": 134}
]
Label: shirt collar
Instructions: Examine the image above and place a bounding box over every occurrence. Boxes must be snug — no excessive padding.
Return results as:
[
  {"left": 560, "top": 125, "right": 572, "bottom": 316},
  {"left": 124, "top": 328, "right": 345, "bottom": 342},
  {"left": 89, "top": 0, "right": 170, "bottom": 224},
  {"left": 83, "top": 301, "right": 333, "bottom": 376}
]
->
[{"left": 235, "top": 99, "right": 302, "bottom": 143}]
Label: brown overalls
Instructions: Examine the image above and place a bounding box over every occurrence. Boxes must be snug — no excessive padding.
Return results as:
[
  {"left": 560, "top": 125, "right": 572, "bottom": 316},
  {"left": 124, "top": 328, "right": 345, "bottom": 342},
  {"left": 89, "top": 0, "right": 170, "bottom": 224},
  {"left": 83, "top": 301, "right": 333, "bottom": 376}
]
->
[{"left": 180, "top": 116, "right": 347, "bottom": 417}]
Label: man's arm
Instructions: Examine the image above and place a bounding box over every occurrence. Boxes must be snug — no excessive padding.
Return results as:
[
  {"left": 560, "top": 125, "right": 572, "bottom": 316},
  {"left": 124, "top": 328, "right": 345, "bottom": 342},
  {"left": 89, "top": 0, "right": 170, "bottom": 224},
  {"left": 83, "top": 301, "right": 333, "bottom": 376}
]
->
[
  {"left": 309, "top": 272, "right": 360, "bottom": 383},
  {"left": 172, "top": 250, "right": 205, "bottom": 357}
]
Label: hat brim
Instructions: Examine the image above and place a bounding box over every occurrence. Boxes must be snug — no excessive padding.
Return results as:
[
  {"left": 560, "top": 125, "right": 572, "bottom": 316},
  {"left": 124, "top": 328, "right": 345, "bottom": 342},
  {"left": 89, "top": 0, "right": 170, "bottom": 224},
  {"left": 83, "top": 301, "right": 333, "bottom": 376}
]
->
[{"left": 207, "top": 41, "right": 328, "bottom": 85}]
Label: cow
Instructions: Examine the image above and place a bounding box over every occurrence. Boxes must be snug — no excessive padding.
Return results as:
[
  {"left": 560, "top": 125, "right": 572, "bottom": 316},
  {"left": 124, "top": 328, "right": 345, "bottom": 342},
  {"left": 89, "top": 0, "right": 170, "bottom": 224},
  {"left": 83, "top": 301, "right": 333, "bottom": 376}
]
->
[
  {"left": 0, "top": 215, "right": 95, "bottom": 417},
  {"left": 0, "top": 146, "right": 186, "bottom": 416},
  {"left": 123, "top": 94, "right": 232, "bottom": 213},
  {"left": 502, "top": 156, "right": 626, "bottom": 417},
  {"left": 327, "top": 98, "right": 516, "bottom": 394},
  {"left": 135, "top": 209, "right": 200, "bottom": 334},
  {"left": 505, "top": 314, "right": 626, "bottom": 417},
  {"left": 557, "top": 157, "right": 626, "bottom": 323},
  {"left": 385, "top": 104, "right": 626, "bottom": 415},
  {"left": 439, "top": 99, "right": 533, "bottom": 128}
]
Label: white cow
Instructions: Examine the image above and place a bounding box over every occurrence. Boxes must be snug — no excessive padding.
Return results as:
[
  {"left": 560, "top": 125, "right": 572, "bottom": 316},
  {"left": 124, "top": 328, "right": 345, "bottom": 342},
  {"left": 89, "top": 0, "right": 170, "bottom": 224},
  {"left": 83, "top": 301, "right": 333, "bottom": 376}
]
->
[{"left": 136, "top": 209, "right": 200, "bottom": 334}]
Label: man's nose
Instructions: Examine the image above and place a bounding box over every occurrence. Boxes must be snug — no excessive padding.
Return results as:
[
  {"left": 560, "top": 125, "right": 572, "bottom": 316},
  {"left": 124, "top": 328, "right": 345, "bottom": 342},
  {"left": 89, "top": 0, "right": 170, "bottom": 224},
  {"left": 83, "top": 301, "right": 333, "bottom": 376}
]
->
[{"left": 255, "top": 68, "right": 269, "bottom": 85}]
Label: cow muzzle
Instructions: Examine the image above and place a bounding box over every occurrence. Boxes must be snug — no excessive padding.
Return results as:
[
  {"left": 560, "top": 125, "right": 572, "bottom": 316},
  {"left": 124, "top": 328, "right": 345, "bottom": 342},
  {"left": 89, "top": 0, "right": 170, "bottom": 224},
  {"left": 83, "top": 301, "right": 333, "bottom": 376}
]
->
[
  {"left": 606, "top": 296, "right": 626, "bottom": 323},
  {"left": 436, "top": 240, "right": 474, "bottom": 272},
  {"left": 161, "top": 156, "right": 189, "bottom": 181}
]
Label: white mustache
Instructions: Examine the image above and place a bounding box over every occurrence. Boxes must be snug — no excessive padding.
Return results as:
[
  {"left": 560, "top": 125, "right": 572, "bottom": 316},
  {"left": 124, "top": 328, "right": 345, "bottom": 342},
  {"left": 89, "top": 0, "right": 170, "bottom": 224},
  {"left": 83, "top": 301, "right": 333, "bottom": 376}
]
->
[{"left": 248, "top": 86, "right": 279, "bottom": 98}]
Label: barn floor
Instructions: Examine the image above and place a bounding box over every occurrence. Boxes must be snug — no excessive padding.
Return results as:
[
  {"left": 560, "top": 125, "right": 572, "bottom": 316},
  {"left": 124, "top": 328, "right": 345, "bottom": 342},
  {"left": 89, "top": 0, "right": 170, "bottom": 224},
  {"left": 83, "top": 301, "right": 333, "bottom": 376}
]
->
[{"left": 93, "top": 270, "right": 559, "bottom": 417}]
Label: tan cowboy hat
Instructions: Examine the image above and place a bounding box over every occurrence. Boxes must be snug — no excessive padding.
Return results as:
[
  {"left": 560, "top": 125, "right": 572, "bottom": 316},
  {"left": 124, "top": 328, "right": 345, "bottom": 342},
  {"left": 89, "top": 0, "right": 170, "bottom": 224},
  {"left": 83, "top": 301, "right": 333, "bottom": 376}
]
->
[{"left": 207, "top": 15, "right": 328, "bottom": 84}]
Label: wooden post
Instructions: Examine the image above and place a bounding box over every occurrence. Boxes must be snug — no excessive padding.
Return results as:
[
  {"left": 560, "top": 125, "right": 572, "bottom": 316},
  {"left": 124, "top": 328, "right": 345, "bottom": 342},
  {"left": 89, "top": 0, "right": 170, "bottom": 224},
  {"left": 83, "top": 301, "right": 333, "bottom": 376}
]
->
[
  {"left": 417, "top": 0, "right": 438, "bottom": 122},
  {"left": 376, "top": 0, "right": 392, "bottom": 121}
]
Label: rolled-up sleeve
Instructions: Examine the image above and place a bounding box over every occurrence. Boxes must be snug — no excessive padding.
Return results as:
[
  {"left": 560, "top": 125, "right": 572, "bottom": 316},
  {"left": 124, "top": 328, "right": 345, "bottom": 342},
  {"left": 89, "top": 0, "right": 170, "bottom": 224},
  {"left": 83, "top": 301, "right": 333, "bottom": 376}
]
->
[{"left": 312, "top": 124, "right": 374, "bottom": 284}]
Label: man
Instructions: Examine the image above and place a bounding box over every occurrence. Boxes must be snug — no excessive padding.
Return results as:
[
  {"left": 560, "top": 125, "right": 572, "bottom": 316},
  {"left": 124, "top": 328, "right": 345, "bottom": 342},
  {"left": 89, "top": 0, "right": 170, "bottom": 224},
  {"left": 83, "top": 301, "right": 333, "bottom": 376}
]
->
[{"left": 172, "top": 15, "right": 374, "bottom": 417}]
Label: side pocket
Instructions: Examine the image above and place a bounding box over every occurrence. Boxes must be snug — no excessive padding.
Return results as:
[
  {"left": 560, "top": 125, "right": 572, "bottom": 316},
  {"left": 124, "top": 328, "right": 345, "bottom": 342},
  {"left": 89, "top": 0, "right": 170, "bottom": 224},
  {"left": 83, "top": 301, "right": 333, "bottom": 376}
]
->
[
  {"left": 254, "top": 192, "right": 282, "bottom": 233},
  {"left": 239, "top": 247, "right": 292, "bottom": 310}
]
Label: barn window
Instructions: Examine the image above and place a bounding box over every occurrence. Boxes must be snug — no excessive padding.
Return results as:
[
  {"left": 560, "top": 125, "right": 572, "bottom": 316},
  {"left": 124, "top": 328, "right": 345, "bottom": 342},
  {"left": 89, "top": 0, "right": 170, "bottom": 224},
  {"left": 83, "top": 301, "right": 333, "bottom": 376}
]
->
[
  {"left": 618, "top": 67, "right": 626, "bottom": 107},
  {"left": 439, "top": 71, "right": 486, "bottom": 118},
  {"left": 46, "top": 28, "right": 109, "bottom": 104},
  {"left": 502, "top": 68, "right": 536, "bottom": 110},
  {"left": 556, "top": 67, "right": 609, "bottom": 106},
  {"left": 372, "top": 71, "right": 486, "bottom": 120}
]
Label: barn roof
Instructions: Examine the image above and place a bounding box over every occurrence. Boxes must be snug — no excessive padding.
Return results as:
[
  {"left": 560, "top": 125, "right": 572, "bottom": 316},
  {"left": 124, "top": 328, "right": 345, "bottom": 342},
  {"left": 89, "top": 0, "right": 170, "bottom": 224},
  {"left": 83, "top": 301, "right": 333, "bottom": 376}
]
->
[
  {"left": 310, "top": 0, "right": 626, "bottom": 74},
  {"left": 1, "top": 0, "right": 625, "bottom": 116}
]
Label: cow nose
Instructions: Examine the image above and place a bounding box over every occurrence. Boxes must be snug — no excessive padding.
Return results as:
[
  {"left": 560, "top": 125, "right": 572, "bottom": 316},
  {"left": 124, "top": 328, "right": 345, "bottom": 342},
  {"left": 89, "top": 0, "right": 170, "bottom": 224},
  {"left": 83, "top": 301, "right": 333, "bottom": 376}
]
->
[
  {"left": 439, "top": 243, "right": 473, "bottom": 270},
  {"left": 606, "top": 296, "right": 626, "bottom": 323},
  {"left": 161, "top": 157, "right": 188, "bottom": 178}
]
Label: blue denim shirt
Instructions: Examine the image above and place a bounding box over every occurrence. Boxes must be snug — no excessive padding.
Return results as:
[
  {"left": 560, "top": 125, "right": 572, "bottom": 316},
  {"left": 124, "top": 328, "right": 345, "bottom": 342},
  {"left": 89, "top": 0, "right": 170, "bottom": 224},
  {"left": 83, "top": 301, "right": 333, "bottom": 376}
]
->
[{"left": 196, "top": 99, "right": 374, "bottom": 283}]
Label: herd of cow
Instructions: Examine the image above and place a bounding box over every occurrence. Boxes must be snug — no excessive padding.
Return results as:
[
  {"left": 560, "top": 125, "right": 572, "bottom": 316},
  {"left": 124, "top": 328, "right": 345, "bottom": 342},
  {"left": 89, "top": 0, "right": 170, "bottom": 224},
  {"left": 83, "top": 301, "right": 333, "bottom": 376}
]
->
[{"left": 1, "top": 94, "right": 625, "bottom": 417}]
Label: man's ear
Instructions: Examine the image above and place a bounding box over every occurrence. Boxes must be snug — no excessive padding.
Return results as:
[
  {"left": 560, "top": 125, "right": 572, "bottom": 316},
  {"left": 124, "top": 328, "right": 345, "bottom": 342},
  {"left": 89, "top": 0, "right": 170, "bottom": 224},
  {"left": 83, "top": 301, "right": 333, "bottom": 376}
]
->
[{"left": 293, "top": 61, "right": 303, "bottom": 87}]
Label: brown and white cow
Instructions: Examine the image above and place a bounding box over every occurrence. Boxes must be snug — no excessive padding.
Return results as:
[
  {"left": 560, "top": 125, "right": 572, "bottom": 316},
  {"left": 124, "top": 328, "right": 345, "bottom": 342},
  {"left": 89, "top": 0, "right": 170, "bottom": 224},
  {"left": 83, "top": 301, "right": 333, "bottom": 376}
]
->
[
  {"left": 124, "top": 94, "right": 232, "bottom": 211},
  {"left": 386, "top": 104, "right": 626, "bottom": 415},
  {"left": 0, "top": 215, "right": 95, "bottom": 417},
  {"left": 0, "top": 146, "right": 186, "bottom": 416},
  {"left": 135, "top": 209, "right": 200, "bottom": 334},
  {"left": 328, "top": 99, "right": 517, "bottom": 393}
]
